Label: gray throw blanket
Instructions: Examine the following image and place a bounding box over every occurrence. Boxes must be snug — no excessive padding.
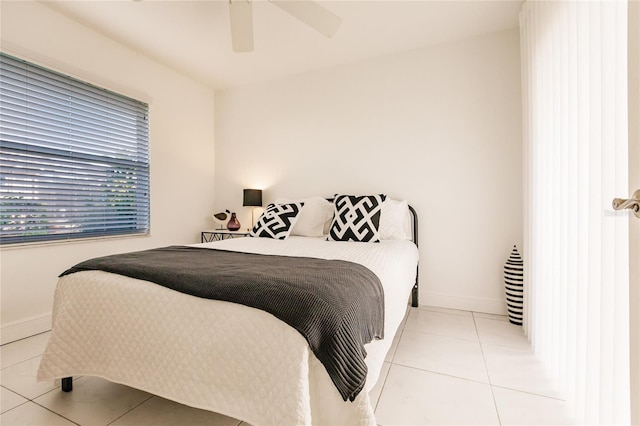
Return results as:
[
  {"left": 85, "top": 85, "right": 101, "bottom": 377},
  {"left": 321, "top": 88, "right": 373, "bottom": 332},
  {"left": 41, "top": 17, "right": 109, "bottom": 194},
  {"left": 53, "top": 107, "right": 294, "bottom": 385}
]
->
[{"left": 60, "top": 245, "right": 384, "bottom": 402}]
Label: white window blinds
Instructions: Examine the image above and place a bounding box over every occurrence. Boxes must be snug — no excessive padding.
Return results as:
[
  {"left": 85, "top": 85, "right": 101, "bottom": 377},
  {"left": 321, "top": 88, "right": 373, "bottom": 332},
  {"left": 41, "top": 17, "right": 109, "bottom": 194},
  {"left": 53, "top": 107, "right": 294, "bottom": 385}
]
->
[
  {"left": 0, "top": 53, "right": 150, "bottom": 244},
  {"left": 520, "top": 1, "right": 630, "bottom": 423}
]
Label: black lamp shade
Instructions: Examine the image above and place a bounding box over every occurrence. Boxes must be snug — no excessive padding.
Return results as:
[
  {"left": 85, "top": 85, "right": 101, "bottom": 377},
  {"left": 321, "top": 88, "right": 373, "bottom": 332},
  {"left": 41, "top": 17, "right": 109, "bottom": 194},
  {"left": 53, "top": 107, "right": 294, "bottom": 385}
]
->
[{"left": 243, "top": 189, "right": 262, "bottom": 207}]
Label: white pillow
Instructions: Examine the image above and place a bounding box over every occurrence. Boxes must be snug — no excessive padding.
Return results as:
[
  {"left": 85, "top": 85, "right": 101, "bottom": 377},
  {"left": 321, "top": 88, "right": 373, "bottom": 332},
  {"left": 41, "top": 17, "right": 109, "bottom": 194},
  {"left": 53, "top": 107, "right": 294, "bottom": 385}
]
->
[
  {"left": 379, "top": 199, "right": 412, "bottom": 240},
  {"left": 274, "top": 196, "right": 333, "bottom": 237}
]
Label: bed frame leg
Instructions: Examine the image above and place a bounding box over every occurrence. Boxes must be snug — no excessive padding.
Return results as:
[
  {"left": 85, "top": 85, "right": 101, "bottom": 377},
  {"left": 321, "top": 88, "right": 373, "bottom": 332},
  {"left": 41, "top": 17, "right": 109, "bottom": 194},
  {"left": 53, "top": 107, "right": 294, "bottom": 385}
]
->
[
  {"left": 61, "top": 377, "right": 73, "bottom": 392},
  {"left": 411, "top": 267, "right": 419, "bottom": 307}
]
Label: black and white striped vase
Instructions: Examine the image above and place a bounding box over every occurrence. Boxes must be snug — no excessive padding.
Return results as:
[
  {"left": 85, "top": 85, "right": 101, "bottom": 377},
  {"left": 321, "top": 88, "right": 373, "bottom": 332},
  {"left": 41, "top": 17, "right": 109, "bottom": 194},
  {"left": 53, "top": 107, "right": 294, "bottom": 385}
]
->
[{"left": 504, "top": 245, "right": 524, "bottom": 325}]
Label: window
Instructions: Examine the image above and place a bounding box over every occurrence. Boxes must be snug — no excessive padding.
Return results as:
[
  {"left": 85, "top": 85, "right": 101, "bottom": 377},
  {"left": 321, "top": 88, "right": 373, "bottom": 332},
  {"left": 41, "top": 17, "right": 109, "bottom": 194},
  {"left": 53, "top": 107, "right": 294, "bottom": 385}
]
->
[{"left": 0, "top": 53, "right": 150, "bottom": 245}]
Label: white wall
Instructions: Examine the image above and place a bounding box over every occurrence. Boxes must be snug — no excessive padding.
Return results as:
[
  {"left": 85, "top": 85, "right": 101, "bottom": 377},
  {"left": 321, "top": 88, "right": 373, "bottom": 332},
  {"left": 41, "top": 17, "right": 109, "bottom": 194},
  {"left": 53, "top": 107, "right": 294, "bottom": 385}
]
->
[
  {"left": 0, "top": 2, "right": 216, "bottom": 343},
  {"left": 215, "top": 28, "right": 522, "bottom": 314}
]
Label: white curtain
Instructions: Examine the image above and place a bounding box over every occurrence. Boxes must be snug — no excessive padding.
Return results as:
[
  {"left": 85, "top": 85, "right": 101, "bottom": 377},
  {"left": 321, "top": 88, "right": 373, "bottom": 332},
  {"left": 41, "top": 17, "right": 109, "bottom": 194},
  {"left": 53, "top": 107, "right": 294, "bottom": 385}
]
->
[{"left": 520, "top": 1, "right": 630, "bottom": 424}]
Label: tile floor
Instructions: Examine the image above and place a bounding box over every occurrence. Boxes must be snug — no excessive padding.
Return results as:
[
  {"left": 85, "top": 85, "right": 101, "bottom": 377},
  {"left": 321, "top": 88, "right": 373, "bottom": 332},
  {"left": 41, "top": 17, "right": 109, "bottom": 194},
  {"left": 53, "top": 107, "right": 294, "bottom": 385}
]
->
[{"left": 0, "top": 306, "right": 577, "bottom": 425}]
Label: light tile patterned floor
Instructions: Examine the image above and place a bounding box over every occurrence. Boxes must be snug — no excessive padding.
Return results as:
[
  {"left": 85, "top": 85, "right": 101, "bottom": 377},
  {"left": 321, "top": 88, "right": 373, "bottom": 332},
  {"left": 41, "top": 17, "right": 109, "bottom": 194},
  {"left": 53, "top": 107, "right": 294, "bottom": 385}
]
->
[{"left": 0, "top": 307, "right": 577, "bottom": 425}]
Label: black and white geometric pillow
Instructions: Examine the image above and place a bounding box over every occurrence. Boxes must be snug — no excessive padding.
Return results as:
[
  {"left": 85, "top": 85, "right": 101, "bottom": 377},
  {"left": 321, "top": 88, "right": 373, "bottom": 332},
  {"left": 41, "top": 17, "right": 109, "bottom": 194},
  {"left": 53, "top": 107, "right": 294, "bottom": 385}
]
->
[
  {"left": 327, "top": 194, "right": 386, "bottom": 242},
  {"left": 251, "top": 202, "right": 304, "bottom": 240}
]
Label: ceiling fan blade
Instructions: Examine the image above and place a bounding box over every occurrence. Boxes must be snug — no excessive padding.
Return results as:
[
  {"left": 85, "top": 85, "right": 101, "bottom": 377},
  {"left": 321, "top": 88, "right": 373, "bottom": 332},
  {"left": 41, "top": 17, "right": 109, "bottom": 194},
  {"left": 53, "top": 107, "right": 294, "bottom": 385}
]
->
[
  {"left": 229, "top": 0, "right": 254, "bottom": 52},
  {"left": 270, "top": 0, "right": 342, "bottom": 38}
]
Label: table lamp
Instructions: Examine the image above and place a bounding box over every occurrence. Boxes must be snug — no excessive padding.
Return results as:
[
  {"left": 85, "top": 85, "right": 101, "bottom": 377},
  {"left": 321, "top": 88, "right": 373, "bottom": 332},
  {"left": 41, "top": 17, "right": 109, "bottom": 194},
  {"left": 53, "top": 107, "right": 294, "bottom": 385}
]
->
[{"left": 243, "top": 189, "right": 263, "bottom": 229}]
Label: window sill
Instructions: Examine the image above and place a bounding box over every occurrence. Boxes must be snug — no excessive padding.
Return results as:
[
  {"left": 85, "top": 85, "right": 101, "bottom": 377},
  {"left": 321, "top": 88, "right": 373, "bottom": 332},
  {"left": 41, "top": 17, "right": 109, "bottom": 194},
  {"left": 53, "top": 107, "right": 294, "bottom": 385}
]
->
[{"left": 0, "top": 232, "right": 151, "bottom": 251}]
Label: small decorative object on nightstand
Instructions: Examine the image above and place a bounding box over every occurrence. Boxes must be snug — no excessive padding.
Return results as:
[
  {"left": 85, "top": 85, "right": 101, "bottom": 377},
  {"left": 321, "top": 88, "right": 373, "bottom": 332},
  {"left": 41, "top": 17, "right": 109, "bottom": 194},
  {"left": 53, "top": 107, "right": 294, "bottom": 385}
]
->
[
  {"left": 212, "top": 210, "right": 230, "bottom": 230},
  {"left": 226, "top": 212, "right": 241, "bottom": 231}
]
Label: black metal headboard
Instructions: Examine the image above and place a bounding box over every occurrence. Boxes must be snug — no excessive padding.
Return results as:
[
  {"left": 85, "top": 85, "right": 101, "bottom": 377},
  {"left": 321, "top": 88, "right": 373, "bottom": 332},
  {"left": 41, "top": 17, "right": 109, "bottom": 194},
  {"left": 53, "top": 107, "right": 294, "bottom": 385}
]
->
[{"left": 408, "top": 204, "right": 419, "bottom": 307}]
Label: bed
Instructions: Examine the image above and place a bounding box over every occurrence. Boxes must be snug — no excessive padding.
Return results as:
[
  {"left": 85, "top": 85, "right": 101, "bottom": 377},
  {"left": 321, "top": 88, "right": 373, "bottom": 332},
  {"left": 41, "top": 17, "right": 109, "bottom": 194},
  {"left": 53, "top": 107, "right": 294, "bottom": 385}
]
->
[{"left": 37, "top": 195, "right": 419, "bottom": 425}]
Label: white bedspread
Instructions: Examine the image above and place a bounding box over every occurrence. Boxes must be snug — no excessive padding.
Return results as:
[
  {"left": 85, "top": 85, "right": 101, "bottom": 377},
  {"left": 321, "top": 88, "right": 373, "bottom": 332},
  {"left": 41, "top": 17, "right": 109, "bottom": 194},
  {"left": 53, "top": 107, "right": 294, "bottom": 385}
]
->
[{"left": 38, "top": 236, "right": 419, "bottom": 425}]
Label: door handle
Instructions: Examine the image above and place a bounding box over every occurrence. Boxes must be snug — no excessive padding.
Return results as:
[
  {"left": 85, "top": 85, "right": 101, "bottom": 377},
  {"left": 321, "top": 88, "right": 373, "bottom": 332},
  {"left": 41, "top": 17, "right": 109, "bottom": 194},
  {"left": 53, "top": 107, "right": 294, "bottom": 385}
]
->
[{"left": 612, "top": 189, "right": 640, "bottom": 218}]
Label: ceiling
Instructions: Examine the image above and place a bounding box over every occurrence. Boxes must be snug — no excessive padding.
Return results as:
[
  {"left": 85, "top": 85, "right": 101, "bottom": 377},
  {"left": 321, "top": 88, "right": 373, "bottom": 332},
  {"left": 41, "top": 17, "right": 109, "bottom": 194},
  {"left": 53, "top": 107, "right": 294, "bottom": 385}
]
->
[{"left": 43, "top": 0, "right": 523, "bottom": 90}]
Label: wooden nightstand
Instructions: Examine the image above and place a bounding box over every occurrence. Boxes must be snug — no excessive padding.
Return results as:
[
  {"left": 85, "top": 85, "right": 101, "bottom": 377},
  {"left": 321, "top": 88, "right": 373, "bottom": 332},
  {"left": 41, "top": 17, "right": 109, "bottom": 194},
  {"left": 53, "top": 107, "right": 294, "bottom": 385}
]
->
[{"left": 201, "top": 229, "right": 251, "bottom": 243}]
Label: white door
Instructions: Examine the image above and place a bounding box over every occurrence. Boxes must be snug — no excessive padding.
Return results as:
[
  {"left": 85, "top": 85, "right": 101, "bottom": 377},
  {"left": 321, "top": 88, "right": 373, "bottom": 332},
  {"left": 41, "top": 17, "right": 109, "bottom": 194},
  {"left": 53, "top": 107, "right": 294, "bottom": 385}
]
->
[{"left": 627, "top": 1, "right": 639, "bottom": 423}]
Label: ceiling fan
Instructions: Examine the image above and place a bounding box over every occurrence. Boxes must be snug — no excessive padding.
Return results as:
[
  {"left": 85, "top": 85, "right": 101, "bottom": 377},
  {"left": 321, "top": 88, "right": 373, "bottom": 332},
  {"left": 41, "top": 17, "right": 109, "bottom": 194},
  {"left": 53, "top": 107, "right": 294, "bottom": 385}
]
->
[{"left": 229, "top": 0, "right": 342, "bottom": 52}]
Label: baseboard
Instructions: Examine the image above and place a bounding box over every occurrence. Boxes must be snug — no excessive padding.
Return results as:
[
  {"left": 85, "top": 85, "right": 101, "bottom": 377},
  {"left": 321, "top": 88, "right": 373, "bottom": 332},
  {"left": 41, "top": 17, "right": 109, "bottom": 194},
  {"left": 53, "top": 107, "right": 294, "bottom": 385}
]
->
[
  {"left": 1, "top": 313, "right": 51, "bottom": 345},
  {"left": 420, "top": 291, "right": 507, "bottom": 315}
]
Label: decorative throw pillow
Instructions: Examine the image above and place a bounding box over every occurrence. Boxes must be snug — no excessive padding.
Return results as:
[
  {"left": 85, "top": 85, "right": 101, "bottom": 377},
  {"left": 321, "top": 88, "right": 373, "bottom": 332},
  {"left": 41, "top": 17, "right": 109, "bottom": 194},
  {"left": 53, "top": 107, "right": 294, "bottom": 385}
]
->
[
  {"left": 251, "top": 202, "right": 304, "bottom": 240},
  {"left": 275, "top": 196, "right": 333, "bottom": 237},
  {"left": 379, "top": 199, "right": 412, "bottom": 240},
  {"left": 327, "top": 194, "right": 386, "bottom": 242}
]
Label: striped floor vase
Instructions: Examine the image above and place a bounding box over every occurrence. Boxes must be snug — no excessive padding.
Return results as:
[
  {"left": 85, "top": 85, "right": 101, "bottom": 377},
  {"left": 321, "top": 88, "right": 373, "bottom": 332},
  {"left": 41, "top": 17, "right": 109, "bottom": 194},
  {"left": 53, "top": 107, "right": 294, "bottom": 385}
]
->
[{"left": 504, "top": 245, "right": 524, "bottom": 326}]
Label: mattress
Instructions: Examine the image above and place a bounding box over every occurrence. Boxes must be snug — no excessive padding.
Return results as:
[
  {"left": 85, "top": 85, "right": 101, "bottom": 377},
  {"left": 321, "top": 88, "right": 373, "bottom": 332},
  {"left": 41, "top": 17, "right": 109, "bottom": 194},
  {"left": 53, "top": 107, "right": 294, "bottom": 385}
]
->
[{"left": 37, "top": 236, "right": 419, "bottom": 425}]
